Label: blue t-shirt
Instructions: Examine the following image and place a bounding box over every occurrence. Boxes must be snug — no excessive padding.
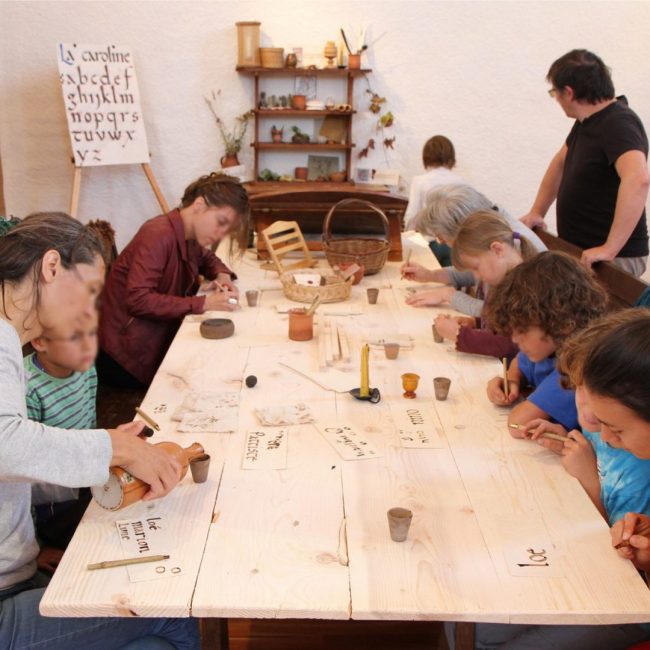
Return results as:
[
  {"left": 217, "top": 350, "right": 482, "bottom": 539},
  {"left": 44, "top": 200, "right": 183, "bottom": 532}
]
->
[
  {"left": 517, "top": 352, "right": 578, "bottom": 430},
  {"left": 583, "top": 430, "right": 650, "bottom": 526}
]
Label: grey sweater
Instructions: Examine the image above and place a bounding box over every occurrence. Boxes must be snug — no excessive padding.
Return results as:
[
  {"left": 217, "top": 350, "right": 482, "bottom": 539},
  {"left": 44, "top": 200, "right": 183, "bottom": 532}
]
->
[{"left": 0, "top": 319, "right": 111, "bottom": 591}]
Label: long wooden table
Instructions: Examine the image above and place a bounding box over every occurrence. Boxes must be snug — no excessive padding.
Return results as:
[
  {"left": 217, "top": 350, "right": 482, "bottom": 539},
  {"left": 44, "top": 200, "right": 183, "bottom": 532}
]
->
[{"left": 41, "top": 234, "right": 650, "bottom": 640}]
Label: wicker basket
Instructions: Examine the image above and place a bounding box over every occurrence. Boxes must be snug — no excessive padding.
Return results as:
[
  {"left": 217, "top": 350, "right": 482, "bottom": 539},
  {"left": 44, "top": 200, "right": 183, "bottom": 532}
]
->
[
  {"left": 260, "top": 47, "right": 284, "bottom": 68},
  {"left": 322, "top": 199, "right": 391, "bottom": 275},
  {"left": 280, "top": 269, "right": 352, "bottom": 303}
]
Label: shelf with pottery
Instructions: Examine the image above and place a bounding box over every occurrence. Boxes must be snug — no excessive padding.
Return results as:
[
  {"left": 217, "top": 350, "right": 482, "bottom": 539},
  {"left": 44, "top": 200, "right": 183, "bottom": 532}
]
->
[{"left": 238, "top": 65, "right": 370, "bottom": 183}]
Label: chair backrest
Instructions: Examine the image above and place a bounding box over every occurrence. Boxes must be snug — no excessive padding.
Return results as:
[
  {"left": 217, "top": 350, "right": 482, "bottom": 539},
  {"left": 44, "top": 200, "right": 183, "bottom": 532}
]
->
[{"left": 260, "top": 220, "right": 316, "bottom": 274}]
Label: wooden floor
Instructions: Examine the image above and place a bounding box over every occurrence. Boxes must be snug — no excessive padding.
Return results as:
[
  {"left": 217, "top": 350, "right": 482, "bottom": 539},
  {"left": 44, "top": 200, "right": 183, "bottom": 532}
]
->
[{"left": 202, "top": 619, "right": 448, "bottom": 650}]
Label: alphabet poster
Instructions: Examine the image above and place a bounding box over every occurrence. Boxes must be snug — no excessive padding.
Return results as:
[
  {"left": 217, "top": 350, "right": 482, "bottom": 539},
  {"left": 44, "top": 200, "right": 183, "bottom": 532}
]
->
[{"left": 57, "top": 42, "right": 150, "bottom": 166}]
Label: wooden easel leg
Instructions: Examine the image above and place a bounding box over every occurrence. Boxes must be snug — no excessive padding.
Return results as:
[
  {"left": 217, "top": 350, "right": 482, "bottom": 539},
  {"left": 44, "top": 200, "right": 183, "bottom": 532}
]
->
[
  {"left": 455, "top": 621, "right": 475, "bottom": 650},
  {"left": 142, "top": 163, "right": 169, "bottom": 213},
  {"left": 70, "top": 167, "right": 82, "bottom": 218},
  {"left": 199, "top": 617, "right": 229, "bottom": 650}
]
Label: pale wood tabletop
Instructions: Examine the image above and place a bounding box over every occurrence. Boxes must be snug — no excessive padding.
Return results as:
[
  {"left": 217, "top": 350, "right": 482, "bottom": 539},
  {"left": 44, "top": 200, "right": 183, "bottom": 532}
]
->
[{"left": 41, "top": 233, "right": 650, "bottom": 628}]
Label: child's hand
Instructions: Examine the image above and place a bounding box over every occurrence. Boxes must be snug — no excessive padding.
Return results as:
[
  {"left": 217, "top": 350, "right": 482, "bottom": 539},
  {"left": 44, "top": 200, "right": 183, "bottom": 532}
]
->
[
  {"left": 527, "top": 419, "right": 569, "bottom": 453},
  {"left": 611, "top": 512, "right": 650, "bottom": 570},
  {"left": 560, "top": 430, "right": 597, "bottom": 481},
  {"left": 455, "top": 316, "right": 477, "bottom": 328},
  {"left": 217, "top": 273, "right": 239, "bottom": 297},
  {"left": 406, "top": 287, "right": 454, "bottom": 307},
  {"left": 401, "top": 261, "right": 431, "bottom": 282},
  {"left": 37, "top": 546, "right": 64, "bottom": 575},
  {"left": 486, "top": 376, "right": 520, "bottom": 406},
  {"left": 433, "top": 314, "right": 460, "bottom": 341}
]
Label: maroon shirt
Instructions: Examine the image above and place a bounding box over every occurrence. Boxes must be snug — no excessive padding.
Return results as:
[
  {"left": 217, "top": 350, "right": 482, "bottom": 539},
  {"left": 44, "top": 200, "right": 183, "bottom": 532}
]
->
[{"left": 99, "top": 209, "right": 234, "bottom": 384}]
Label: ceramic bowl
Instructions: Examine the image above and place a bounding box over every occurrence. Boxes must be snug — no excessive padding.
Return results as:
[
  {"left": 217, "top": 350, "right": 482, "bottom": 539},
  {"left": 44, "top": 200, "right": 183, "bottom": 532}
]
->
[{"left": 200, "top": 318, "right": 235, "bottom": 339}]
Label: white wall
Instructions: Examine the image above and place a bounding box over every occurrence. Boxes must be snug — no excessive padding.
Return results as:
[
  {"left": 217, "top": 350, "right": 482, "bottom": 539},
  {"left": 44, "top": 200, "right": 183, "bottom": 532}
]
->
[{"left": 2, "top": 0, "right": 650, "bottom": 257}]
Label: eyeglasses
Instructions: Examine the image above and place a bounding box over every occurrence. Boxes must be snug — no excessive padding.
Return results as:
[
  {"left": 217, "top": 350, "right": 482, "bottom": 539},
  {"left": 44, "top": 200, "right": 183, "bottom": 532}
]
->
[{"left": 548, "top": 88, "right": 558, "bottom": 98}]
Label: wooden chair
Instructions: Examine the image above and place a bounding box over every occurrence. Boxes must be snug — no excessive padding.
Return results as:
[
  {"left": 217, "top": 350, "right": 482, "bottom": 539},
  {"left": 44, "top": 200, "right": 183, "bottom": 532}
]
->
[{"left": 260, "top": 220, "right": 317, "bottom": 274}]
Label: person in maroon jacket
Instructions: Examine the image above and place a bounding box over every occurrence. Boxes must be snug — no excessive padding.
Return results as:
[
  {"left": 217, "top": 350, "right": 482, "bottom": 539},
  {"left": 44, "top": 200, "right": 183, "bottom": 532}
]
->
[{"left": 98, "top": 173, "right": 249, "bottom": 388}]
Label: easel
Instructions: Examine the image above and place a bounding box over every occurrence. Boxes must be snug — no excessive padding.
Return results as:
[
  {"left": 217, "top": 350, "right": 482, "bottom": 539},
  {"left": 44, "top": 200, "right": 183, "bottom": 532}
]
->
[{"left": 69, "top": 161, "right": 169, "bottom": 218}]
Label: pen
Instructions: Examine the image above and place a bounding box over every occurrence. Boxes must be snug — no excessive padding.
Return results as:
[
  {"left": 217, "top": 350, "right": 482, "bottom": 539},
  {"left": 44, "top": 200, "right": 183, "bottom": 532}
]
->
[
  {"left": 135, "top": 407, "right": 161, "bottom": 432},
  {"left": 87, "top": 554, "right": 170, "bottom": 570}
]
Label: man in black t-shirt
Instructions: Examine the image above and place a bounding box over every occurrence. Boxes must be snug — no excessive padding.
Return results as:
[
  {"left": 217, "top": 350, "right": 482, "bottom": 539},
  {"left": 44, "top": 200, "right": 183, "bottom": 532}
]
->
[{"left": 521, "top": 49, "right": 649, "bottom": 276}]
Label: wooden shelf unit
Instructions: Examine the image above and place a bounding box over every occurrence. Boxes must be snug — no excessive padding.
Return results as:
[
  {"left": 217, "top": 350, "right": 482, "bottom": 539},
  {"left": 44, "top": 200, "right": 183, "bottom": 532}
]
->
[{"left": 237, "top": 66, "right": 371, "bottom": 185}]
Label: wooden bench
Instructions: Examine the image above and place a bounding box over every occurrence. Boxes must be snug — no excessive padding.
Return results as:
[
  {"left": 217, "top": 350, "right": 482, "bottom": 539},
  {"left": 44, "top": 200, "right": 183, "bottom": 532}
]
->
[{"left": 533, "top": 227, "right": 648, "bottom": 309}]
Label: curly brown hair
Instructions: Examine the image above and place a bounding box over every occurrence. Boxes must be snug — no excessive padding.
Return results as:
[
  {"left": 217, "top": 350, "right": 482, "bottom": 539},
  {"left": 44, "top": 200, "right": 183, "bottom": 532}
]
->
[
  {"left": 557, "top": 308, "right": 648, "bottom": 389},
  {"left": 484, "top": 251, "right": 608, "bottom": 344}
]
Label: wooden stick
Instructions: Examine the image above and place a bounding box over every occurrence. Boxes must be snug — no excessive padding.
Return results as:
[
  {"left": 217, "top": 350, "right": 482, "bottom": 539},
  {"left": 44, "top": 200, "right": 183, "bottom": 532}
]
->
[
  {"left": 614, "top": 540, "right": 631, "bottom": 550},
  {"left": 338, "top": 326, "right": 351, "bottom": 362},
  {"left": 305, "top": 294, "right": 321, "bottom": 317},
  {"left": 509, "top": 423, "right": 569, "bottom": 443},
  {"left": 70, "top": 167, "right": 82, "bottom": 218},
  {"left": 88, "top": 554, "right": 170, "bottom": 570},
  {"left": 142, "top": 162, "right": 170, "bottom": 213},
  {"left": 401, "top": 250, "right": 412, "bottom": 279},
  {"left": 502, "top": 357, "right": 509, "bottom": 397},
  {"left": 135, "top": 407, "right": 161, "bottom": 431}
]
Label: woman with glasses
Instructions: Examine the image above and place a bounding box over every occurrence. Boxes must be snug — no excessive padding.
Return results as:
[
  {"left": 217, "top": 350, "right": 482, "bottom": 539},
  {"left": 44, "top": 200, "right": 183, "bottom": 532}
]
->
[{"left": 0, "top": 212, "right": 199, "bottom": 649}]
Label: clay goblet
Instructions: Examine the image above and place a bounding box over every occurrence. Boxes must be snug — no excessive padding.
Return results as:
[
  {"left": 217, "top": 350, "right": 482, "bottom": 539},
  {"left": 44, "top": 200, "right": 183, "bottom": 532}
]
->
[
  {"left": 384, "top": 342, "right": 400, "bottom": 360},
  {"left": 367, "top": 288, "right": 379, "bottom": 304},
  {"left": 401, "top": 373, "right": 420, "bottom": 399},
  {"left": 387, "top": 507, "right": 413, "bottom": 542},
  {"left": 245, "top": 290, "right": 259, "bottom": 307},
  {"left": 434, "top": 377, "right": 451, "bottom": 401},
  {"left": 190, "top": 454, "right": 211, "bottom": 483}
]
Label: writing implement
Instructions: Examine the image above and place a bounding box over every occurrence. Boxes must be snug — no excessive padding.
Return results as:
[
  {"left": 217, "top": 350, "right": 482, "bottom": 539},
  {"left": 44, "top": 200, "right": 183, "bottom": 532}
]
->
[
  {"left": 87, "top": 554, "right": 170, "bottom": 570},
  {"left": 502, "top": 357, "right": 509, "bottom": 397},
  {"left": 508, "top": 423, "right": 569, "bottom": 443},
  {"left": 135, "top": 407, "right": 160, "bottom": 432}
]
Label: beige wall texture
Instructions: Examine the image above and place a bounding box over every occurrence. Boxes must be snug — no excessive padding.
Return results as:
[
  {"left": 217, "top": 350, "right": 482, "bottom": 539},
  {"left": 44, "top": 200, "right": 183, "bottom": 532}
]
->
[{"left": 1, "top": 0, "right": 650, "bottom": 258}]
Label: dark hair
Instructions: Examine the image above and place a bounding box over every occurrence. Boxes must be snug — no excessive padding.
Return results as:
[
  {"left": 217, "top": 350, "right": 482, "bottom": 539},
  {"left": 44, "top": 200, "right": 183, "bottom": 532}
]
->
[
  {"left": 484, "top": 251, "right": 608, "bottom": 343},
  {"left": 422, "top": 135, "right": 456, "bottom": 169},
  {"left": 181, "top": 172, "right": 250, "bottom": 253},
  {"left": 583, "top": 313, "right": 650, "bottom": 422},
  {"left": 0, "top": 211, "right": 105, "bottom": 316},
  {"left": 557, "top": 308, "right": 647, "bottom": 389},
  {"left": 547, "top": 49, "right": 615, "bottom": 103},
  {"left": 451, "top": 210, "right": 537, "bottom": 271}
]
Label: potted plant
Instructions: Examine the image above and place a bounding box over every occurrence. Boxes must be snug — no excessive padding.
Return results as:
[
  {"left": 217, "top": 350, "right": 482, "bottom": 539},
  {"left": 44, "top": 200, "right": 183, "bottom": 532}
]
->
[
  {"left": 205, "top": 90, "right": 254, "bottom": 167},
  {"left": 291, "top": 126, "right": 310, "bottom": 144}
]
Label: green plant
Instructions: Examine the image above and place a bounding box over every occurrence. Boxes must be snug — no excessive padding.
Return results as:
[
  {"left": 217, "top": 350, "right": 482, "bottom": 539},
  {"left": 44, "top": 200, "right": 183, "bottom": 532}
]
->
[{"left": 205, "top": 90, "right": 254, "bottom": 155}]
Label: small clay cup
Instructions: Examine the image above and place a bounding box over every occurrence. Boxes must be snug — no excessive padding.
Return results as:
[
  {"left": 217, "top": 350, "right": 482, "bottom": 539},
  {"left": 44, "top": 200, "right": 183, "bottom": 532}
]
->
[
  {"left": 292, "top": 94, "right": 306, "bottom": 110},
  {"left": 245, "top": 290, "right": 259, "bottom": 307},
  {"left": 190, "top": 454, "right": 211, "bottom": 483},
  {"left": 348, "top": 54, "right": 361, "bottom": 70},
  {"left": 434, "top": 377, "right": 451, "bottom": 401},
  {"left": 288, "top": 308, "right": 313, "bottom": 341},
  {"left": 384, "top": 343, "right": 400, "bottom": 360},
  {"left": 295, "top": 166, "right": 308, "bottom": 180},
  {"left": 387, "top": 507, "right": 413, "bottom": 542},
  {"left": 367, "top": 288, "right": 379, "bottom": 304},
  {"left": 432, "top": 324, "right": 444, "bottom": 343}
]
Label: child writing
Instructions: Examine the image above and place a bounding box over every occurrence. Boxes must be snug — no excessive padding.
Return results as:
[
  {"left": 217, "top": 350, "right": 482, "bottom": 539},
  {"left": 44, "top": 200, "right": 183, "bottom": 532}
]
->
[
  {"left": 433, "top": 210, "right": 536, "bottom": 359},
  {"left": 25, "top": 312, "right": 99, "bottom": 572},
  {"left": 484, "top": 251, "right": 607, "bottom": 432}
]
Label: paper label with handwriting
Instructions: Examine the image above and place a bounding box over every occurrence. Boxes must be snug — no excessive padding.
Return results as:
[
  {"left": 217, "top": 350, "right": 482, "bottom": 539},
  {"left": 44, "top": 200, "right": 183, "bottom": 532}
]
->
[
  {"left": 242, "top": 428, "right": 289, "bottom": 470},
  {"left": 315, "top": 424, "right": 383, "bottom": 460},
  {"left": 495, "top": 516, "right": 564, "bottom": 578},
  {"left": 390, "top": 405, "right": 444, "bottom": 448},
  {"left": 115, "top": 515, "right": 183, "bottom": 582}
]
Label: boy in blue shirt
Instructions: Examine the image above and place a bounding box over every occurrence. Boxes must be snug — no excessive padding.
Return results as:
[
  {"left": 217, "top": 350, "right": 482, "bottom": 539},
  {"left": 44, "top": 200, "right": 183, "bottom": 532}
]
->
[{"left": 484, "top": 251, "right": 607, "bottom": 433}]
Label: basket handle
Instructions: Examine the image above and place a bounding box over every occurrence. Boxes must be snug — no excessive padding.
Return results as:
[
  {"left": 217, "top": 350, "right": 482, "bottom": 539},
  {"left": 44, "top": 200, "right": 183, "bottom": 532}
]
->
[{"left": 322, "top": 199, "right": 391, "bottom": 245}]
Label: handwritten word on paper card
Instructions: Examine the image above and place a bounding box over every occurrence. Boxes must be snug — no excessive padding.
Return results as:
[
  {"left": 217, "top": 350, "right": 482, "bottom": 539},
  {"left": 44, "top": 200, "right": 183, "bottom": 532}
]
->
[
  {"left": 115, "top": 516, "right": 183, "bottom": 582},
  {"left": 316, "top": 424, "right": 383, "bottom": 461},
  {"left": 496, "top": 516, "right": 564, "bottom": 578},
  {"left": 390, "top": 405, "right": 444, "bottom": 448},
  {"left": 242, "top": 428, "right": 289, "bottom": 470}
]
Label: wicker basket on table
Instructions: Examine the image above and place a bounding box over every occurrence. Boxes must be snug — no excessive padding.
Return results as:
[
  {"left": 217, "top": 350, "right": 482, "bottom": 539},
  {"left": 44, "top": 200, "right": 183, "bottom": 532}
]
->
[
  {"left": 280, "top": 269, "right": 353, "bottom": 303},
  {"left": 322, "top": 198, "right": 391, "bottom": 275}
]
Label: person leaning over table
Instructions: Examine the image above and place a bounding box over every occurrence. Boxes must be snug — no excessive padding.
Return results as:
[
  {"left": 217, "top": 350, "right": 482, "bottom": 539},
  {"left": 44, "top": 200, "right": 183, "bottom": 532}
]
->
[
  {"left": 0, "top": 213, "right": 199, "bottom": 649},
  {"left": 520, "top": 49, "right": 649, "bottom": 276},
  {"left": 98, "top": 172, "right": 250, "bottom": 389},
  {"left": 401, "top": 183, "right": 546, "bottom": 317}
]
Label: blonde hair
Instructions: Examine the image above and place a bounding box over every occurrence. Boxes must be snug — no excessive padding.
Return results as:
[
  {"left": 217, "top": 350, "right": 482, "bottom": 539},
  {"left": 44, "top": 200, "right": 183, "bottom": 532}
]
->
[{"left": 451, "top": 210, "right": 537, "bottom": 270}]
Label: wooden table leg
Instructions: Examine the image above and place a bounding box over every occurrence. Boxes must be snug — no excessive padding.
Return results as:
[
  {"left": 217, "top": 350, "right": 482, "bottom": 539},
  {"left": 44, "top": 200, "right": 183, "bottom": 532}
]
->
[
  {"left": 199, "top": 618, "right": 229, "bottom": 650},
  {"left": 455, "top": 621, "right": 475, "bottom": 650}
]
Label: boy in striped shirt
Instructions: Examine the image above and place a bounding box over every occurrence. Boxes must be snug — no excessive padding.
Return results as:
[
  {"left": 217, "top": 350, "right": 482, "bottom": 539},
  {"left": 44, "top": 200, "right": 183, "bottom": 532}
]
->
[{"left": 24, "top": 312, "right": 98, "bottom": 573}]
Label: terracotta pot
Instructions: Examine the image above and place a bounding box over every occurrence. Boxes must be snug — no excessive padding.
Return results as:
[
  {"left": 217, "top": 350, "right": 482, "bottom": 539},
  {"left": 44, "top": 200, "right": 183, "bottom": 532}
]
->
[
  {"left": 348, "top": 54, "right": 361, "bottom": 70},
  {"left": 295, "top": 167, "right": 308, "bottom": 180},
  {"left": 220, "top": 153, "right": 240, "bottom": 168},
  {"left": 339, "top": 262, "right": 364, "bottom": 284},
  {"left": 292, "top": 94, "right": 306, "bottom": 110},
  {"left": 329, "top": 171, "right": 347, "bottom": 183}
]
